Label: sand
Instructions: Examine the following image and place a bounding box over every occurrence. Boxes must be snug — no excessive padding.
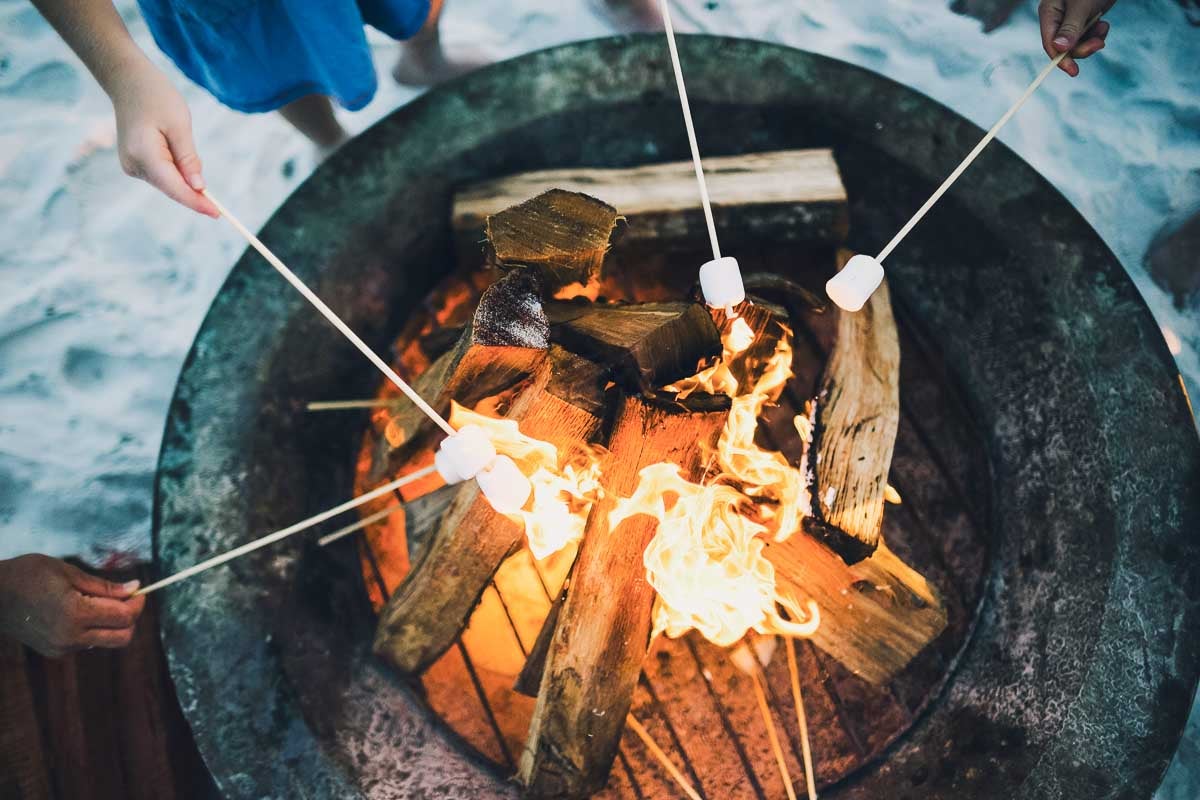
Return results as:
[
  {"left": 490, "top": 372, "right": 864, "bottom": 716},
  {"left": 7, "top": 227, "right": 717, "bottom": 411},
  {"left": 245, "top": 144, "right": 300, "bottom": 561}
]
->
[{"left": 0, "top": 1, "right": 1198, "bottom": 793}]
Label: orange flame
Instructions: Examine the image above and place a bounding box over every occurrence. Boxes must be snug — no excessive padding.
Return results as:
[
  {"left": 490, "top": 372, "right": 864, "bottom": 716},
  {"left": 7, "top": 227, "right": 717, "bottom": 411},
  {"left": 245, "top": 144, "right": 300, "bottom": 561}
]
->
[{"left": 448, "top": 402, "right": 604, "bottom": 559}]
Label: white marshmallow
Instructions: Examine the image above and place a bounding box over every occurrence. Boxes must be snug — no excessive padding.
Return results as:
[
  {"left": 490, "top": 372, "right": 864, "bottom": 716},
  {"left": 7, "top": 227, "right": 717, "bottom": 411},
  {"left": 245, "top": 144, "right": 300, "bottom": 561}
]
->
[
  {"left": 699, "top": 256, "right": 746, "bottom": 311},
  {"left": 476, "top": 455, "right": 531, "bottom": 514},
  {"left": 826, "top": 254, "right": 884, "bottom": 312},
  {"left": 434, "top": 425, "right": 497, "bottom": 484}
]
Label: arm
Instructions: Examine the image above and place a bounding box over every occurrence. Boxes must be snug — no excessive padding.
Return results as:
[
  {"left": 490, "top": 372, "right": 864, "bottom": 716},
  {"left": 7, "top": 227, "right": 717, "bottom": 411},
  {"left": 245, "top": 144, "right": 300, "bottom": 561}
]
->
[
  {"left": 0, "top": 555, "right": 146, "bottom": 657},
  {"left": 1038, "top": 0, "right": 1116, "bottom": 77},
  {"left": 30, "top": 0, "right": 218, "bottom": 216}
]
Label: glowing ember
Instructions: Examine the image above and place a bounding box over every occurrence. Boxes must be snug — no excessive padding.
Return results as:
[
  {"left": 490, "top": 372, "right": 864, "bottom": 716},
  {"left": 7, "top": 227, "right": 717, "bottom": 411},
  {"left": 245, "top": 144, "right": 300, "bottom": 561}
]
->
[
  {"left": 611, "top": 463, "right": 819, "bottom": 647},
  {"left": 449, "top": 402, "right": 604, "bottom": 559}
]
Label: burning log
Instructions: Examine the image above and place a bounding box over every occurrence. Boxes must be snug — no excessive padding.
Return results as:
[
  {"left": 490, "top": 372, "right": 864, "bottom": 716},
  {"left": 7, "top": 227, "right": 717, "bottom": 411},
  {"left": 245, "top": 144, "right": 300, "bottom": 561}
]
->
[
  {"left": 548, "top": 301, "right": 721, "bottom": 394},
  {"left": 519, "top": 399, "right": 729, "bottom": 799},
  {"left": 373, "top": 346, "right": 605, "bottom": 674},
  {"left": 804, "top": 252, "right": 901, "bottom": 563},
  {"left": 455, "top": 149, "right": 849, "bottom": 249},
  {"left": 484, "top": 189, "right": 620, "bottom": 291}
]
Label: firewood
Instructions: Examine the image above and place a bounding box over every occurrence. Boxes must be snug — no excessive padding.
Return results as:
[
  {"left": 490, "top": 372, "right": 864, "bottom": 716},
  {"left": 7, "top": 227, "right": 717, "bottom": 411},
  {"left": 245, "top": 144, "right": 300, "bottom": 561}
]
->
[
  {"left": 455, "top": 150, "right": 849, "bottom": 249},
  {"left": 519, "top": 399, "right": 728, "bottom": 799},
  {"left": 548, "top": 301, "right": 721, "bottom": 393},
  {"left": 484, "top": 189, "right": 619, "bottom": 291},
  {"left": 805, "top": 252, "right": 901, "bottom": 563},
  {"left": 472, "top": 268, "right": 550, "bottom": 349},
  {"left": 373, "top": 347, "right": 605, "bottom": 674},
  {"left": 765, "top": 534, "right": 946, "bottom": 686}
]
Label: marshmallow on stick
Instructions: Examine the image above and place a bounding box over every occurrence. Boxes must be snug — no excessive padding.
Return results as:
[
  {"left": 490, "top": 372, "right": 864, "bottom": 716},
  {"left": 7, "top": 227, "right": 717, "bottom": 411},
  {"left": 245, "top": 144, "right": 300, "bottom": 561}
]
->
[
  {"left": 435, "top": 424, "right": 532, "bottom": 514},
  {"left": 827, "top": 35, "right": 1092, "bottom": 311}
]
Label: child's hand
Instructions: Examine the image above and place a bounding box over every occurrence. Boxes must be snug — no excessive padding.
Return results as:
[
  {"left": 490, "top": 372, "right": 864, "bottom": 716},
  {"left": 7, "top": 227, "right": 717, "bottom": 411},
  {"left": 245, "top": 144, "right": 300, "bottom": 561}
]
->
[
  {"left": 0, "top": 555, "right": 146, "bottom": 658},
  {"left": 1038, "top": 0, "right": 1115, "bottom": 77},
  {"left": 108, "top": 62, "right": 218, "bottom": 218}
]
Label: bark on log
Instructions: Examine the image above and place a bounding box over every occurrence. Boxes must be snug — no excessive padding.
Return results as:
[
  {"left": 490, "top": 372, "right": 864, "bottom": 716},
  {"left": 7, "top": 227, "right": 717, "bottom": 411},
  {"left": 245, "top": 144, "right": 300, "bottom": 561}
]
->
[
  {"left": 484, "top": 189, "right": 619, "bottom": 291},
  {"left": 548, "top": 301, "right": 721, "bottom": 393},
  {"left": 519, "top": 399, "right": 728, "bottom": 799},
  {"left": 456, "top": 149, "right": 848, "bottom": 249},
  {"left": 805, "top": 252, "right": 901, "bottom": 563},
  {"left": 373, "top": 347, "right": 605, "bottom": 674}
]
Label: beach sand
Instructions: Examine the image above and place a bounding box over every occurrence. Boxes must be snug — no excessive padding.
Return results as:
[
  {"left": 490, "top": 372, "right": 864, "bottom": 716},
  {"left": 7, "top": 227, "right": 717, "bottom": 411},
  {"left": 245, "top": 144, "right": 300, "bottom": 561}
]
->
[{"left": 1, "top": 0, "right": 1197, "bottom": 793}]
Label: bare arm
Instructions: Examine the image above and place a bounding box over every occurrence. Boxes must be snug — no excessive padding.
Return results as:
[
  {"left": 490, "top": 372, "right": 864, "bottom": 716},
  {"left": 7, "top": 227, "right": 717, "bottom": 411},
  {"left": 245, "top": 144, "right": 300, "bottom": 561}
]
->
[{"left": 30, "top": 0, "right": 218, "bottom": 216}]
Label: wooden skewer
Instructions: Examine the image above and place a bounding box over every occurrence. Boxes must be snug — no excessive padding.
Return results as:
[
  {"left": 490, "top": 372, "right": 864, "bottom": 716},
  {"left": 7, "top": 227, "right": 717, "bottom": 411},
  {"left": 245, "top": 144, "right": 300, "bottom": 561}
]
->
[
  {"left": 318, "top": 502, "right": 402, "bottom": 547},
  {"left": 202, "top": 189, "right": 456, "bottom": 437},
  {"left": 626, "top": 714, "right": 703, "bottom": 800},
  {"left": 786, "top": 637, "right": 819, "bottom": 800},
  {"left": 306, "top": 399, "right": 402, "bottom": 412},
  {"left": 875, "top": 20, "right": 1100, "bottom": 264},
  {"left": 749, "top": 662, "right": 797, "bottom": 800},
  {"left": 136, "top": 465, "right": 438, "bottom": 596}
]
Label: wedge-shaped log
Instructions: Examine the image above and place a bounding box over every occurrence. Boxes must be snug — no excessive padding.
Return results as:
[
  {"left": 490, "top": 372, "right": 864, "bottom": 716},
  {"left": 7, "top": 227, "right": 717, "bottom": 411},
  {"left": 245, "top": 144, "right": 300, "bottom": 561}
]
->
[
  {"left": 456, "top": 149, "right": 849, "bottom": 248},
  {"left": 484, "top": 189, "right": 619, "bottom": 291},
  {"left": 765, "top": 534, "right": 946, "bottom": 686},
  {"left": 519, "top": 399, "right": 728, "bottom": 799},
  {"left": 805, "top": 253, "right": 901, "bottom": 563},
  {"left": 373, "top": 347, "right": 605, "bottom": 674},
  {"left": 548, "top": 301, "right": 721, "bottom": 394}
]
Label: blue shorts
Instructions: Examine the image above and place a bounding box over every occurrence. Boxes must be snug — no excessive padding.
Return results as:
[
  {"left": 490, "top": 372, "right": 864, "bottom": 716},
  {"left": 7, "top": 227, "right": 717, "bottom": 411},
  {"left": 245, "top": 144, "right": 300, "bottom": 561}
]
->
[{"left": 137, "top": 0, "right": 431, "bottom": 113}]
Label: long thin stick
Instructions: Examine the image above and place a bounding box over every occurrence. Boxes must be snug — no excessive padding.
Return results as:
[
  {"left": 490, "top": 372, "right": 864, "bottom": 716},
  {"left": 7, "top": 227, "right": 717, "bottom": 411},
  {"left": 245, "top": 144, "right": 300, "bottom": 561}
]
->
[
  {"left": 202, "top": 189, "right": 455, "bottom": 437},
  {"left": 626, "top": 714, "right": 702, "bottom": 800},
  {"left": 658, "top": 0, "right": 721, "bottom": 264},
  {"left": 136, "top": 465, "right": 438, "bottom": 595},
  {"left": 875, "top": 49, "right": 1071, "bottom": 264},
  {"left": 306, "top": 399, "right": 400, "bottom": 412},
  {"left": 318, "top": 502, "right": 403, "bottom": 547},
  {"left": 786, "top": 638, "right": 818, "bottom": 800},
  {"left": 749, "top": 666, "right": 798, "bottom": 800}
]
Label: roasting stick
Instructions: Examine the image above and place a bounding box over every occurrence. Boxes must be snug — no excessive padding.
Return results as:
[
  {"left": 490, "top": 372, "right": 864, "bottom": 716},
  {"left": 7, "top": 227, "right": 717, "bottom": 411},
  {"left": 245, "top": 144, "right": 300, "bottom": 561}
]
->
[
  {"left": 785, "top": 638, "right": 819, "bottom": 800},
  {"left": 658, "top": 0, "right": 745, "bottom": 320},
  {"left": 732, "top": 644, "right": 797, "bottom": 800},
  {"left": 317, "top": 502, "right": 402, "bottom": 547},
  {"left": 306, "top": 399, "right": 400, "bottom": 412},
  {"left": 625, "top": 714, "right": 703, "bottom": 800},
  {"left": 135, "top": 466, "right": 438, "bottom": 596},
  {"left": 829, "top": 15, "right": 1104, "bottom": 312},
  {"left": 201, "top": 189, "right": 456, "bottom": 438}
]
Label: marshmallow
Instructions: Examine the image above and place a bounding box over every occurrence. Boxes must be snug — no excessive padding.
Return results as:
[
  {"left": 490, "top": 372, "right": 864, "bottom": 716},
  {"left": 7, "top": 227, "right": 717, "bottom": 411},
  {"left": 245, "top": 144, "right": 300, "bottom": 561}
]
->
[
  {"left": 699, "top": 256, "right": 746, "bottom": 311},
  {"left": 434, "top": 425, "right": 497, "bottom": 484},
  {"left": 826, "top": 254, "right": 884, "bottom": 312},
  {"left": 476, "top": 455, "right": 532, "bottom": 514}
]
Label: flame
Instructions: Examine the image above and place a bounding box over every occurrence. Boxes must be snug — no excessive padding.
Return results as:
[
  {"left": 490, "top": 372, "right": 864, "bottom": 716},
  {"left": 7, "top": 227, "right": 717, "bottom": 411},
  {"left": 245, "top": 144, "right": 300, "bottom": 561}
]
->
[
  {"left": 448, "top": 401, "right": 604, "bottom": 559},
  {"left": 612, "top": 463, "right": 819, "bottom": 647},
  {"left": 613, "top": 317, "right": 820, "bottom": 646}
]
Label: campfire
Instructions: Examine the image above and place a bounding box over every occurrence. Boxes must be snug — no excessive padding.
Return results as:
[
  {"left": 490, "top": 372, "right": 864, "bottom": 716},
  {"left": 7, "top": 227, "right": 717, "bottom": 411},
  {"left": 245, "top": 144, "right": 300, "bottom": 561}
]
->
[{"left": 332, "top": 154, "right": 957, "bottom": 799}]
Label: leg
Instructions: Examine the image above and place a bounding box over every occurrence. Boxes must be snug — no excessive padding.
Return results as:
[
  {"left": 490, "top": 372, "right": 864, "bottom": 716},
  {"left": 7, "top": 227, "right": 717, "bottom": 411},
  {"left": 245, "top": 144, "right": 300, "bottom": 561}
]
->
[
  {"left": 277, "top": 94, "right": 347, "bottom": 152},
  {"left": 393, "top": 0, "right": 491, "bottom": 87}
]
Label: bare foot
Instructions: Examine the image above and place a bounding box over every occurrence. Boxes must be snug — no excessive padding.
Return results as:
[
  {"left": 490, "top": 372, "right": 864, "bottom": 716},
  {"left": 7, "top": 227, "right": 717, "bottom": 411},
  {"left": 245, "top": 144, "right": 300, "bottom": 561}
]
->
[
  {"left": 593, "top": 0, "right": 663, "bottom": 32},
  {"left": 392, "top": 38, "right": 492, "bottom": 87}
]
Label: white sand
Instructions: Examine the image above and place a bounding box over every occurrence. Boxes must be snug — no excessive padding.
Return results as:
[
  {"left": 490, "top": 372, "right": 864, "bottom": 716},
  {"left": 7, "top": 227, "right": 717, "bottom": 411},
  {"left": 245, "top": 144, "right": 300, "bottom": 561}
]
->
[{"left": 0, "top": 0, "right": 1198, "bottom": 790}]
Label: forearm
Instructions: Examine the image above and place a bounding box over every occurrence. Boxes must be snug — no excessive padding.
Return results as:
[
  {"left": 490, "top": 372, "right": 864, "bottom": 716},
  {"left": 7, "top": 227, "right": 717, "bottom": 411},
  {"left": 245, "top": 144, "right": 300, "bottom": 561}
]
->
[{"left": 30, "top": 0, "right": 152, "bottom": 96}]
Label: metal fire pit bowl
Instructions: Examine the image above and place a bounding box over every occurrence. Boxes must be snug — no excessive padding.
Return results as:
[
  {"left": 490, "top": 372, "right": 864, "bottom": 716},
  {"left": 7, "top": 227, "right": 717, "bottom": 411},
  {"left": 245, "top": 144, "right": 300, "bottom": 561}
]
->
[{"left": 153, "top": 35, "right": 1200, "bottom": 799}]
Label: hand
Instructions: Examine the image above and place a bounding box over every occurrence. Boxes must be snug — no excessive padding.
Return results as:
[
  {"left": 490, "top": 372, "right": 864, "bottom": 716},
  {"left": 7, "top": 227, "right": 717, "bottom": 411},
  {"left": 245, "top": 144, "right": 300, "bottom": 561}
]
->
[
  {"left": 107, "top": 60, "right": 218, "bottom": 217},
  {"left": 1038, "top": 0, "right": 1115, "bottom": 77},
  {"left": 0, "top": 555, "right": 146, "bottom": 658}
]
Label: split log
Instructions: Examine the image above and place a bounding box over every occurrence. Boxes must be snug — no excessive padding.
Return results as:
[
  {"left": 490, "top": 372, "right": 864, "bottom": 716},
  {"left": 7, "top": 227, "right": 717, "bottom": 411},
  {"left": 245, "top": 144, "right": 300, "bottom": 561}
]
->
[
  {"left": 548, "top": 301, "right": 721, "bottom": 393},
  {"left": 456, "top": 149, "right": 849, "bottom": 249},
  {"left": 484, "top": 189, "right": 619, "bottom": 291},
  {"left": 765, "top": 535, "right": 946, "bottom": 686},
  {"left": 804, "top": 252, "right": 901, "bottom": 563},
  {"left": 373, "top": 346, "right": 606, "bottom": 674},
  {"left": 519, "top": 399, "right": 728, "bottom": 799}
]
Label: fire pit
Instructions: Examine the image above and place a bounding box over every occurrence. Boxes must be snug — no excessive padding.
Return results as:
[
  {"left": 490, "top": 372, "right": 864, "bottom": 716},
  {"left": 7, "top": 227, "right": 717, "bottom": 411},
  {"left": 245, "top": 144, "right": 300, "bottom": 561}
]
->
[{"left": 153, "top": 35, "right": 1200, "bottom": 799}]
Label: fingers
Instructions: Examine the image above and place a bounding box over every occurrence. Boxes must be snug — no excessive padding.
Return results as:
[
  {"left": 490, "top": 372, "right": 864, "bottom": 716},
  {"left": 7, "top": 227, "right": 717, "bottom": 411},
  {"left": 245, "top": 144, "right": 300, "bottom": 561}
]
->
[
  {"left": 1072, "top": 19, "right": 1110, "bottom": 59},
  {"left": 1040, "top": 2, "right": 1112, "bottom": 77},
  {"left": 121, "top": 130, "right": 219, "bottom": 218},
  {"left": 1038, "top": 0, "right": 1067, "bottom": 60},
  {"left": 63, "top": 562, "right": 140, "bottom": 599},
  {"left": 74, "top": 592, "right": 146, "bottom": 629},
  {"left": 79, "top": 626, "right": 136, "bottom": 650},
  {"left": 164, "top": 122, "right": 220, "bottom": 218}
]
